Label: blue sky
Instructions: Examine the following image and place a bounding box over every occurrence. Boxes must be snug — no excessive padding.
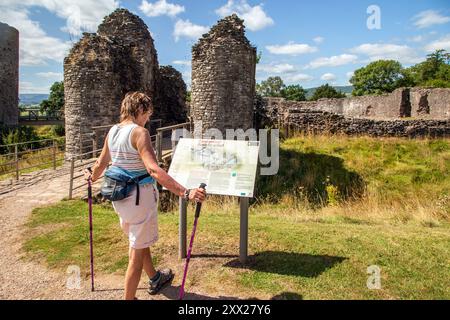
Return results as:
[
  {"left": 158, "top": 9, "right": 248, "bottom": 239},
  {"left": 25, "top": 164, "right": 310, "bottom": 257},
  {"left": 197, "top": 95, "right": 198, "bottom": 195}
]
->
[{"left": 1, "top": 0, "right": 449, "bottom": 94}]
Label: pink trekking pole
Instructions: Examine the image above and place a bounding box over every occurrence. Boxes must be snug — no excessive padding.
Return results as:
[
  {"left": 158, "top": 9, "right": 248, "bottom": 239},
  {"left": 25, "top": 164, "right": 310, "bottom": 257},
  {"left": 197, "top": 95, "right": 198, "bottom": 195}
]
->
[
  {"left": 179, "top": 183, "right": 207, "bottom": 300},
  {"left": 87, "top": 177, "right": 95, "bottom": 292}
]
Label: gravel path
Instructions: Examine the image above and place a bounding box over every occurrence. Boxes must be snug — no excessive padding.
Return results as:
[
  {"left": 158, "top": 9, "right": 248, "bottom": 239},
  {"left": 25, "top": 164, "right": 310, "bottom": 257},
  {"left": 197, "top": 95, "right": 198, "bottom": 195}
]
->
[{"left": 0, "top": 168, "right": 224, "bottom": 300}]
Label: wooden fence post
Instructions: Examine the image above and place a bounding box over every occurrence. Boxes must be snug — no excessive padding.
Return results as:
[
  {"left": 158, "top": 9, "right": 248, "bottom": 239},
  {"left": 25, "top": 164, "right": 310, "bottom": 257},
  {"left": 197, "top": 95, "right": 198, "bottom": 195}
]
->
[
  {"left": 69, "top": 157, "right": 75, "bottom": 199},
  {"left": 15, "top": 144, "right": 19, "bottom": 180},
  {"left": 156, "top": 131, "right": 162, "bottom": 163},
  {"left": 52, "top": 140, "right": 57, "bottom": 170},
  {"left": 92, "top": 131, "right": 98, "bottom": 158}
]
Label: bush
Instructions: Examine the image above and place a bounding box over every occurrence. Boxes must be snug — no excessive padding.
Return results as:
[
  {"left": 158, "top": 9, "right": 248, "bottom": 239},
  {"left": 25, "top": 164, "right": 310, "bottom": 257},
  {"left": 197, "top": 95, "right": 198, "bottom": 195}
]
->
[
  {"left": 0, "top": 126, "right": 41, "bottom": 153},
  {"left": 52, "top": 125, "right": 65, "bottom": 137}
]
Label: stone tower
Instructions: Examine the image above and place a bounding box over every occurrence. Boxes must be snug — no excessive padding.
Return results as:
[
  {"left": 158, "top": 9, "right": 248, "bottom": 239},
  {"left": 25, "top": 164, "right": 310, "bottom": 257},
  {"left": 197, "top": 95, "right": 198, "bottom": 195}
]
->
[
  {"left": 64, "top": 9, "right": 159, "bottom": 158},
  {"left": 191, "top": 14, "right": 256, "bottom": 136},
  {"left": 0, "top": 22, "right": 19, "bottom": 127}
]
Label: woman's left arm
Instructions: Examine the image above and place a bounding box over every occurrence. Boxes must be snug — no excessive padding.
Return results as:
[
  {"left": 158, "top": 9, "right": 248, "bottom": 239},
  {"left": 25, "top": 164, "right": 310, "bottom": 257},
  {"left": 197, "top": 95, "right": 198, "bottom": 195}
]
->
[{"left": 86, "top": 133, "right": 111, "bottom": 182}]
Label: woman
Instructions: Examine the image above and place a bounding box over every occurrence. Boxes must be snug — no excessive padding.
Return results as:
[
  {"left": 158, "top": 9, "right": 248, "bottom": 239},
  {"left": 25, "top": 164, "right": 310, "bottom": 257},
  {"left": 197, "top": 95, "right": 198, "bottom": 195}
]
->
[{"left": 84, "top": 92, "right": 206, "bottom": 300}]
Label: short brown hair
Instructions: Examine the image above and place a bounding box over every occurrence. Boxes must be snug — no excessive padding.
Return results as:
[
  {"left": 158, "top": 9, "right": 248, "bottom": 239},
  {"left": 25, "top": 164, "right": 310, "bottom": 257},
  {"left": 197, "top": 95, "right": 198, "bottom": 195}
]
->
[{"left": 120, "top": 92, "right": 153, "bottom": 122}]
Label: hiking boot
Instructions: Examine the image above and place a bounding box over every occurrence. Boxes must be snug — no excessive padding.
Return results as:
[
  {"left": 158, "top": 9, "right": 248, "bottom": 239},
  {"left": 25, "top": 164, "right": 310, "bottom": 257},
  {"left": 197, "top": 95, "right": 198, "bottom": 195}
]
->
[{"left": 148, "top": 268, "right": 174, "bottom": 295}]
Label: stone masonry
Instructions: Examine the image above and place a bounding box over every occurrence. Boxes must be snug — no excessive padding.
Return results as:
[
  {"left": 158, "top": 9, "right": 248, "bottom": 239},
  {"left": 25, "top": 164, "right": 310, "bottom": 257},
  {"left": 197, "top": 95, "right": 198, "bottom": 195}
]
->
[
  {"left": 154, "top": 66, "right": 187, "bottom": 126},
  {"left": 64, "top": 9, "right": 187, "bottom": 158},
  {"left": 191, "top": 14, "right": 256, "bottom": 136},
  {"left": 0, "top": 22, "right": 19, "bottom": 127}
]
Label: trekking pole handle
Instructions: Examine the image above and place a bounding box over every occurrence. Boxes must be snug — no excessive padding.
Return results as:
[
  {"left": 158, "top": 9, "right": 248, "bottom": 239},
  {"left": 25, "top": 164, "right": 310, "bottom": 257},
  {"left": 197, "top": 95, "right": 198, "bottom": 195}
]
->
[{"left": 194, "top": 183, "right": 207, "bottom": 218}]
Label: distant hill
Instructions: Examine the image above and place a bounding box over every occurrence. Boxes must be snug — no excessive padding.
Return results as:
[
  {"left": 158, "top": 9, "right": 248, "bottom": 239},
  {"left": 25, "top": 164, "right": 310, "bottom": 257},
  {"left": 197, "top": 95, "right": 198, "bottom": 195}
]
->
[
  {"left": 305, "top": 86, "right": 353, "bottom": 99},
  {"left": 19, "top": 94, "right": 49, "bottom": 106}
]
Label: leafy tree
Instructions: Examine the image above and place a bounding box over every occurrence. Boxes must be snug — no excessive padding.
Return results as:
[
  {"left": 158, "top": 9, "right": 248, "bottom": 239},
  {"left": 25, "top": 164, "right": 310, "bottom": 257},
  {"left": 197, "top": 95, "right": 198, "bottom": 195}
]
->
[
  {"left": 310, "top": 84, "right": 346, "bottom": 101},
  {"left": 1, "top": 126, "right": 41, "bottom": 153},
  {"left": 40, "top": 81, "right": 64, "bottom": 116},
  {"left": 186, "top": 91, "right": 191, "bottom": 103},
  {"left": 280, "top": 85, "right": 307, "bottom": 101},
  {"left": 256, "top": 51, "right": 262, "bottom": 64},
  {"left": 350, "top": 60, "right": 406, "bottom": 96},
  {"left": 256, "top": 76, "right": 285, "bottom": 97},
  {"left": 404, "top": 49, "right": 450, "bottom": 87}
]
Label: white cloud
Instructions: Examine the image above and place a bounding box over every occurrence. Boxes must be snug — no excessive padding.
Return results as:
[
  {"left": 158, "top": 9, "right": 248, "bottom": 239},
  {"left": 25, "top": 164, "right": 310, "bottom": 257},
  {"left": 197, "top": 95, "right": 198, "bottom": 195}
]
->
[
  {"left": 173, "top": 19, "right": 209, "bottom": 42},
  {"left": 350, "top": 43, "right": 423, "bottom": 65},
  {"left": 1, "top": 0, "right": 119, "bottom": 37},
  {"left": 216, "top": 0, "right": 274, "bottom": 31},
  {"left": 172, "top": 60, "right": 191, "bottom": 66},
  {"left": 412, "top": 10, "right": 450, "bottom": 29},
  {"left": 313, "top": 36, "right": 324, "bottom": 44},
  {"left": 425, "top": 34, "right": 450, "bottom": 52},
  {"left": 306, "top": 54, "right": 358, "bottom": 69},
  {"left": 321, "top": 73, "right": 336, "bottom": 81},
  {"left": 19, "top": 81, "right": 51, "bottom": 94},
  {"left": 266, "top": 42, "right": 318, "bottom": 56},
  {"left": 408, "top": 35, "right": 424, "bottom": 43},
  {"left": 0, "top": 8, "right": 71, "bottom": 66},
  {"left": 346, "top": 71, "right": 354, "bottom": 78},
  {"left": 36, "top": 72, "right": 63, "bottom": 79},
  {"left": 139, "top": 0, "right": 185, "bottom": 18},
  {"left": 284, "top": 73, "right": 314, "bottom": 84},
  {"left": 257, "top": 63, "right": 296, "bottom": 74}
]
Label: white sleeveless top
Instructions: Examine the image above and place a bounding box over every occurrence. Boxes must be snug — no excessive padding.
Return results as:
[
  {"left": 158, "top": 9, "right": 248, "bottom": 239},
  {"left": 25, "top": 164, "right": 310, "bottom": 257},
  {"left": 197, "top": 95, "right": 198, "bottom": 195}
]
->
[{"left": 107, "top": 123, "right": 154, "bottom": 185}]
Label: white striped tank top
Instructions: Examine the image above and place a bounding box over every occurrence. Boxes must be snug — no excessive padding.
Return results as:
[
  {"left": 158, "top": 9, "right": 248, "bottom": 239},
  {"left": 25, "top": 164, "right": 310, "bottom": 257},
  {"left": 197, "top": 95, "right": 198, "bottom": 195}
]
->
[{"left": 108, "top": 123, "right": 154, "bottom": 185}]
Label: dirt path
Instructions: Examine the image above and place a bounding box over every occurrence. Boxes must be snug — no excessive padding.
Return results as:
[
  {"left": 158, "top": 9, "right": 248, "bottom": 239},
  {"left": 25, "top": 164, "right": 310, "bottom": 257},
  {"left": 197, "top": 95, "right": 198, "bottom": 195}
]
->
[{"left": 0, "top": 168, "right": 226, "bottom": 300}]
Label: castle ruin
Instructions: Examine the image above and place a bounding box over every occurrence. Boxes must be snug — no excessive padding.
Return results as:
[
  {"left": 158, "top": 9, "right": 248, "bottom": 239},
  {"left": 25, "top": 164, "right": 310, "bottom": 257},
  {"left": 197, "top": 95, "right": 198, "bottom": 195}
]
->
[
  {"left": 0, "top": 22, "right": 19, "bottom": 127},
  {"left": 64, "top": 9, "right": 187, "bottom": 158},
  {"left": 191, "top": 14, "right": 256, "bottom": 136}
]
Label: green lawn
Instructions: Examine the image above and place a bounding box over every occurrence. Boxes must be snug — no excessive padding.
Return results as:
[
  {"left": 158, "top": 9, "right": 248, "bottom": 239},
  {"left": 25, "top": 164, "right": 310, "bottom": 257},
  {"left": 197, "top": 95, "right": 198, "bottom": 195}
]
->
[
  {"left": 22, "top": 134, "right": 450, "bottom": 299},
  {"left": 23, "top": 199, "right": 450, "bottom": 300}
]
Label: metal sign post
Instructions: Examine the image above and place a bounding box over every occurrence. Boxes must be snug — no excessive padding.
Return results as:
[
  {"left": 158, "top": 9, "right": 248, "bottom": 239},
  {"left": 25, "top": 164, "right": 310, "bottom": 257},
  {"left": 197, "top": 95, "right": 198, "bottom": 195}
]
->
[{"left": 171, "top": 138, "right": 259, "bottom": 264}]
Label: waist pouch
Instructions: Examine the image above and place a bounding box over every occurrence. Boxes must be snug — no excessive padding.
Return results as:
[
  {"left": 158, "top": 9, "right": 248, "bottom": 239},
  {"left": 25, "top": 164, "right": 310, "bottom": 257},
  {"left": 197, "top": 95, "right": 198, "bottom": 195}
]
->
[{"left": 101, "top": 169, "right": 150, "bottom": 205}]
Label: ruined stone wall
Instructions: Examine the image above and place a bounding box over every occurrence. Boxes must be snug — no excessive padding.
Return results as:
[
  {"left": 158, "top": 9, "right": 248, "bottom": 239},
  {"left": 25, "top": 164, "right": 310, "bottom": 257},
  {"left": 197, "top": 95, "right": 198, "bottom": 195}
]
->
[
  {"left": 64, "top": 34, "right": 122, "bottom": 157},
  {"left": 192, "top": 14, "right": 256, "bottom": 136},
  {"left": 154, "top": 65, "right": 187, "bottom": 126},
  {"left": 264, "top": 87, "right": 450, "bottom": 123},
  {"left": 410, "top": 88, "right": 450, "bottom": 119},
  {"left": 64, "top": 9, "right": 159, "bottom": 158},
  {"left": 260, "top": 87, "right": 450, "bottom": 137},
  {"left": 315, "top": 88, "right": 410, "bottom": 119},
  {"left": 285, "top": 109, "right": 450, "bottom": 138},
  {"left": 64, "top": 9, "right": 189, "bottom": 158},
  {"left": 0, "top": 22, "right": 19, "bottom": 127}
]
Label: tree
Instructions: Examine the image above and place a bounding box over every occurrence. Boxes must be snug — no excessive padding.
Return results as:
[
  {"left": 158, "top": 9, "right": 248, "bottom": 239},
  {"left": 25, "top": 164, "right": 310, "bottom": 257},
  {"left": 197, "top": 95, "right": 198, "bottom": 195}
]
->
[
  {"left": 256, "top": 76, "right": 285, "bottom": 97},
  {"left": 404, "top": 49, "right": 450, "bottom": 87},
  {"left": 40, "top": 81, "right": 64, "bottom": 115},
  {"left": 280, "top": 85, "right": 307, "bottom": 101},
  {"left": 350, "top": 60, "right": 406, "bottom": 96},
  {"left": 310, "top": 84, "right": 346, "bottom": 101}
]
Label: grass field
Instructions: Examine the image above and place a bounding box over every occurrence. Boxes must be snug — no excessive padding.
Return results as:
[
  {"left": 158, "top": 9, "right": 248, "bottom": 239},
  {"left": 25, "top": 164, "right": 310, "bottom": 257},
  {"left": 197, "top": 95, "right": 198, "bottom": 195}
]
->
[{"left": 22, "top": 134, "right": 450, "bottom": 299}]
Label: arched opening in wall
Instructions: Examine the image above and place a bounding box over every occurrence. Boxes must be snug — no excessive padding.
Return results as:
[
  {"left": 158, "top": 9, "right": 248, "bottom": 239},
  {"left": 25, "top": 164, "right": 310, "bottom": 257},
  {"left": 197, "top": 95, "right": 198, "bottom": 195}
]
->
[
  {"left": 417, "top": 94, "right": 430, "bottom": 115},
  {"left": 401, "top": 88, "right": 412, "bottom": 118},
  {"left": 365, "top": 105, "right": 373, "bottom": 117}
]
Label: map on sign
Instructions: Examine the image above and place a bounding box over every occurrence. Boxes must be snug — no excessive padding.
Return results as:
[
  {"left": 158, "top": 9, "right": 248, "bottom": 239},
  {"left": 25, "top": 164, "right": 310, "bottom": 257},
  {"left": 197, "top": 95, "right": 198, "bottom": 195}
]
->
[{"left": 167, "top": 138, "right": 260, "bottom": 197}]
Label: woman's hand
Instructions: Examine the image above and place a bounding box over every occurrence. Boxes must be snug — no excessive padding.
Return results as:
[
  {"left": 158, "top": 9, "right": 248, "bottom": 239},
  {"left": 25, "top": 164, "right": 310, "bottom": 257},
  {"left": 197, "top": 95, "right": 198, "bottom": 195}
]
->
[{"left": 188, "top": 188, "right": 206, "bottom": 203}]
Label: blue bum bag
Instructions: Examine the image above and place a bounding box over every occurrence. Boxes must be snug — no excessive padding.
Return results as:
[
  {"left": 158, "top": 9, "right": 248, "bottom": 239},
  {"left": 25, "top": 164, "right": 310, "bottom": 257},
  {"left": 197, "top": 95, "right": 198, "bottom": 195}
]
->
[{"left": 101, "top": 167, "right": 150, "bottom": 205}]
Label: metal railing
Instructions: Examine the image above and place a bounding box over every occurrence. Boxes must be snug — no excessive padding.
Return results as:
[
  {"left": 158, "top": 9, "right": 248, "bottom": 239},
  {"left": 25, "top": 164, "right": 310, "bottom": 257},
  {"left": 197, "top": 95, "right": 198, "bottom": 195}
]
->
[
  {"left": 19, "top": 108, "right": 63, "bottom": 121},
  {"left": 155, "top": 120, "right": 192, "bottom": 162}
]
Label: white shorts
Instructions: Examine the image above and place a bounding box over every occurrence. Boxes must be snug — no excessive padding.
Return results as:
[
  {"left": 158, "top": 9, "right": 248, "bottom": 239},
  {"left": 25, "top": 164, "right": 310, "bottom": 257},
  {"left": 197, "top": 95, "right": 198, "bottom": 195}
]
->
[{"left": 112, "top": 183, "right": 159, "bottom": 249}]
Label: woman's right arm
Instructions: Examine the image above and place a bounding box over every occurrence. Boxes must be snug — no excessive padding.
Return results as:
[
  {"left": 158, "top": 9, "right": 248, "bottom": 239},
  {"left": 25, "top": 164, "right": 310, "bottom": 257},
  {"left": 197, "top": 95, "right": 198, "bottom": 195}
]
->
[{"left": 134, "top": 127, "right": 205, "bottom": 202}]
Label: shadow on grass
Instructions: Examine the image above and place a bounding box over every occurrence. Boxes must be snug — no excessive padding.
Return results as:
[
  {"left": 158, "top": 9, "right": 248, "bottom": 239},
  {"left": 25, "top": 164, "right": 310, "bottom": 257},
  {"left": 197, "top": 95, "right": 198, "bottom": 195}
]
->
[
  {"left": 224, "top": 251, "right": 347, "bottom": 278},
  {"left": 256, "top": 148, "right": 365, "bottom": 207}
]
